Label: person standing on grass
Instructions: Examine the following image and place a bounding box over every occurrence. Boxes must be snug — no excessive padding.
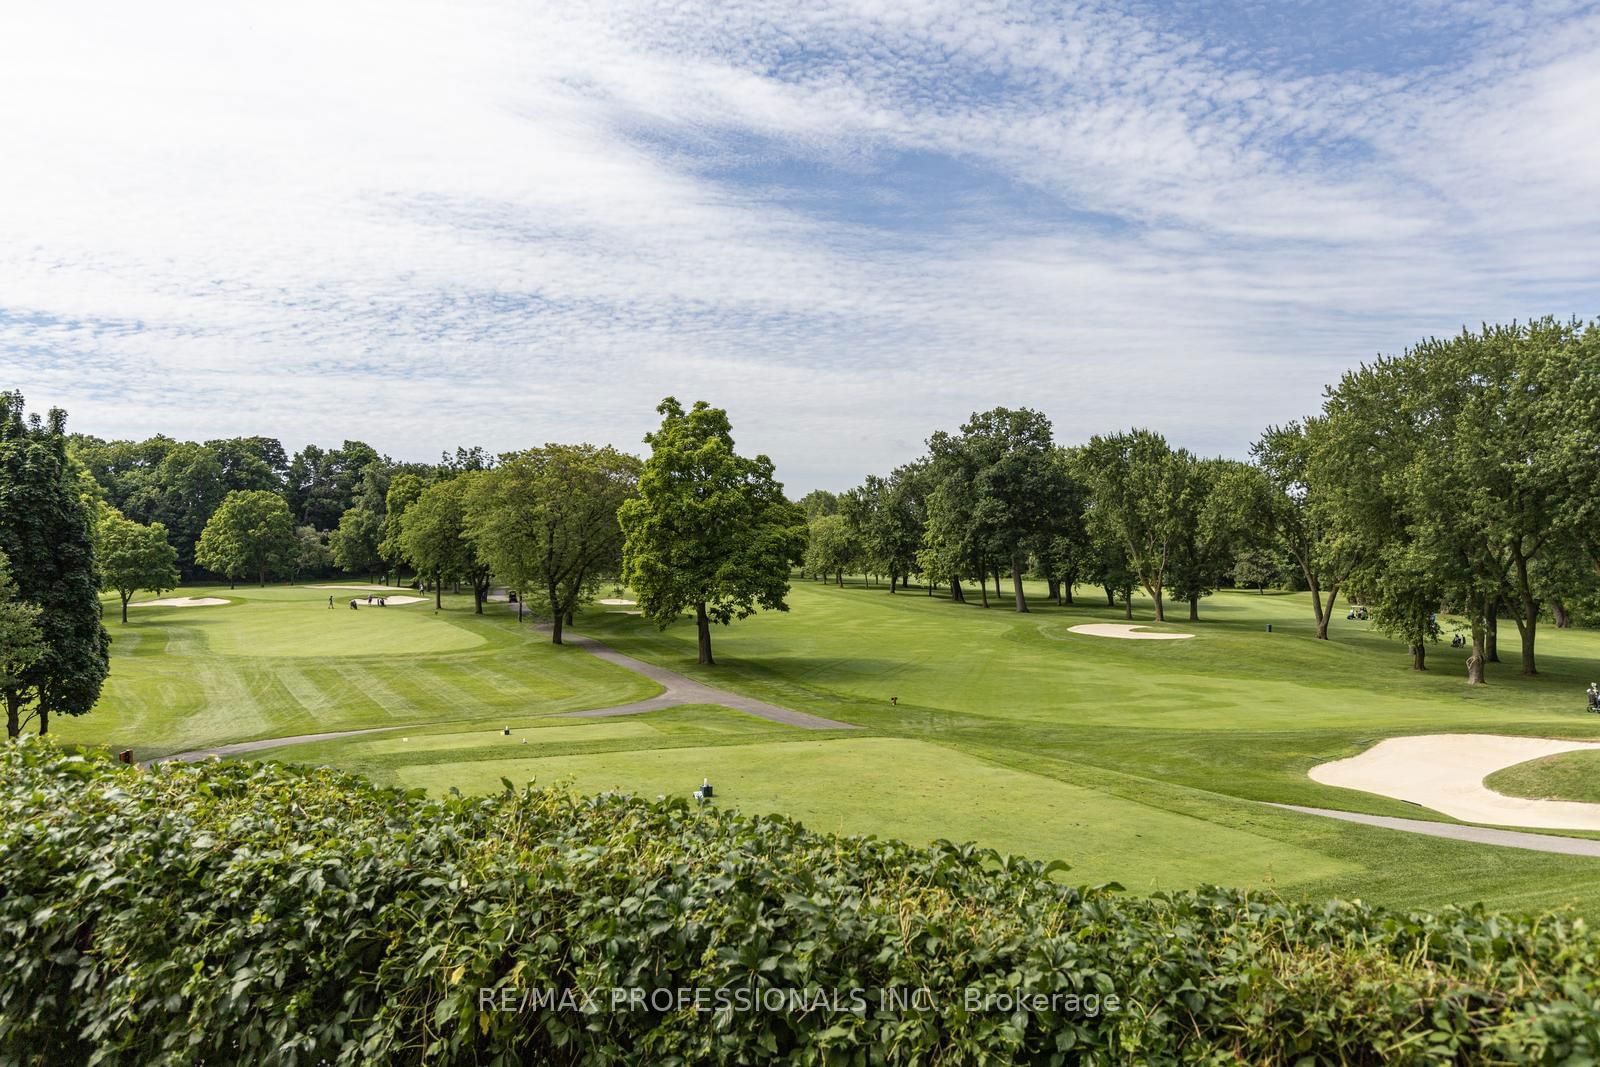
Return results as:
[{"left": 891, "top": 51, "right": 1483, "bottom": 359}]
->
[{"left": 328, "top": 595, "right": 334, "bottom": 609}]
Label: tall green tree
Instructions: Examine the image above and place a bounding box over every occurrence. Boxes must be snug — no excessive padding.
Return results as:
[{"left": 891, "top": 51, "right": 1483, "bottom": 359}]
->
[
  {"left": 803, "top": 514, "right": 858, "bottom": 586},
  {"left": 0, "top": 393, "right": 110, "bottom": 736},
  {"left": 379, "top": 473, "right": 426, "bottom": 578},
  {"left": 195, "top": 490, "right": 296, "bottom": 587},
  {"left": 1249, "top": 421, "right": 1353, "bottom": 639},
  {"left": 1076, "top": 430, "right": 1191, "bottom": 622},
  {"left": 619, "top": 398, "right": 805, "bottom": 665},
  {"left": 97, "top": 510, "right": 180, "bottom": 623},
  {"left": 329, "top": 506, "right": 384, "bottom": 581},
  {"left": 1167, "top": 458, "right": 1259, "bottom": 622},
  {"left": 1313, "top": 318, "right": 1600, "bottom": 682},
  {"left": 396, "top": 476, "right": 492, "bottom": 611},
  {"left": 465, "top": 445, "right": 639, "bottom": 639},
  {"left": 924, "top": 408, "right": 1064, "bottom": 613},
  {"left": 291, "top": 525, "right": 331, "bottom": 583}
]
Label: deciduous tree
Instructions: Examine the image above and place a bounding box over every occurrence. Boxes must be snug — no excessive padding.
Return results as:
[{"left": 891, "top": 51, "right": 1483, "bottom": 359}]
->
[
  {"left": 195, "top": 490, "right": 296, "bottom": 587},
  {"left": 0, "top": 393, "right": 110, "bottom": 736},
  {"left": 466, "top": 445, "right": 639, "bottom": 639},
  {"left": 97, "top": 510, "right": 180, "bottom": 623},
  {"left": 619, "top": 398, "right": 805, "bottom": 665}
]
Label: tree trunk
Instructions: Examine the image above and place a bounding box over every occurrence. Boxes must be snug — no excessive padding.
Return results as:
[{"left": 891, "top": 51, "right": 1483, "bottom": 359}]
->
[
  {"left": 258, "top": 564, "right": 267, "bottom": 587},
  {"left": 37, "top": 706, "right": 47, "bottom": 735},
  {"left": 890, "top": 572, "right": 898, "bottom": 594},
  {"left": 1062, "top": 577, "right": 1074, "bottom": 606},
  {"left": 547, "top": 582, "right": 564, "bottom": 643},
  {"left": 1410, "top": 643, "right": 1427, "bottom": 671},
  {"left": 1315, "top": 585, "right": 1339, "bottom": 640},
  {"left": 1046, "top": 578, "right": 1060, "bottom": 603},
  {"left": 5, "top": 692, "right": 19, "bottom": 739},
  {"left": 1152, "top": 586, "right": 1165, "bottom": 622},
  {"left": 979, "top": 575, "right": 989, "bottom": 609},
  {"left": 1486, "top": 607, "right": 1499, "bottom": 663},
  {"left": 1467, "top": 615, "right": 1486, "bottom": 686},
  {"left": 836, "top": 570, "right": 843, "bottom": 587},
  {"left": 121, "top": 593, "right": 130, "bottom": 624},
  {"left": 434, "top": 572, "right": 442, "bottom": 610},
  {"left": 1104, "top": 586, "right": 1115, "bottom": 608},
  {"left": 949, "top": 578, "right": 964, "bottom": 603},
  {"left": 1512, "top": 554, "right": 1539, "bottom": 675},
  {"left": 1515, "top": 615, "right": 1537, "bottom": 676},
  {"left": 695, "top": 601, "right": 714, "bottom": 665},
  {"left": 1011, "top": 553, "right": 1028, "bottom": 613},
  {"left": 1554, "top": 599, "right": 1571, "bottom": 628},
  {"left": 1123, "top": 593, "right": 1133, "bottom": 620}
]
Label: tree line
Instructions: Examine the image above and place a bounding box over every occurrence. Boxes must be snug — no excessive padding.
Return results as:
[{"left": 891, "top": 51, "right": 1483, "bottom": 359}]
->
[
  {"left": 4, "top": 315, "right": 1595, "bottom": 740},
  {"left": 1, "top": 393, "right": 801, "bottom": 738},
  {"left": 802, "top": 317, "right": 1600, "bottom": 684}
]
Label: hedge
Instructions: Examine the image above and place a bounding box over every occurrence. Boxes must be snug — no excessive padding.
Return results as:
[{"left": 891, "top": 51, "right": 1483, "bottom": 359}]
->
[{"left": 4, "top": 738, "right": 1600, "bottom": 1065}]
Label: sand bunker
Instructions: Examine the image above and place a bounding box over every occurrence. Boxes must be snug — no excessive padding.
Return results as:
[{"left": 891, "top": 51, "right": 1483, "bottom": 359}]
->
[
  {"left": 606, "top": 609, "right": 643, "bottom": 615},
  {"left": 1067, "top": 623, "right": 1194, "bottom": 641},
  {"left": 1310, "top": 734, "right": 1600, "bottom": 830},
  {"left": 131, "top": 596, "right": 229, "bottom": 608},
  {"left": 598, "top": 598, "right": 637, "bottom": 606},
  {"left": 346, "top": 595, "right": 426, "bottom": 606},
  {"left": 313, "top": 584, "right": 416, "bottom": 592}
]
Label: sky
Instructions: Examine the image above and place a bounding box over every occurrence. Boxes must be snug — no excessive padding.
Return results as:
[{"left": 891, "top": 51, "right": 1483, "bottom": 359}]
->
[{"left": 3, "top": 0, "right": 1598, "bottom": 493}]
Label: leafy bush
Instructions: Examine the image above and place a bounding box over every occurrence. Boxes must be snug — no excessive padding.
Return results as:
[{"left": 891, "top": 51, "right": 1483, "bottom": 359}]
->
[{"left": 4, "top": 738, "right": 1600, "bottom": 1065}]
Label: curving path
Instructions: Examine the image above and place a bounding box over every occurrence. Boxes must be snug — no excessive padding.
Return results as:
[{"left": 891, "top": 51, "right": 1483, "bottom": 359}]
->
[
  {"left": 1269, "top": 803, "right": 1600, "bottom": 857},
  {"left": 151, "top": 610, "right": 857, "bottom": 764},
  {"left": 539, "top": 626, "right": 858, "bottom": 730},
  {"left": 150, "top": 726, "right": 407, "bottom": 766}
]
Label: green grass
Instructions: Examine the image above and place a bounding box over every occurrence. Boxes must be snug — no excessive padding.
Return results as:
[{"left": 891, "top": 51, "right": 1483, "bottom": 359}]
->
[
  {"left": 51, "top": 584, "right": 660, "bottom": 758},
  {"left": 51, "top": 574, "right": 1600, "bottom": 917},
  {"left": 1485, "top": 749, "right": 1600, "bottom": 803}
]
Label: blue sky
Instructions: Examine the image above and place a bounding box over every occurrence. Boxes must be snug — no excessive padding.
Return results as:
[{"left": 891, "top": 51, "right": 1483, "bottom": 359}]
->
[{"left": 2, "top": 0, "right": 1598, "bottom": 491}]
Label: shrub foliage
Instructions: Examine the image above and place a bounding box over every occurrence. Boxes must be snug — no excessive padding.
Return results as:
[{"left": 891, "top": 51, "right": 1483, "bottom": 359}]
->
[{"left": 4, "top": 739, "right": 1600, "bottom": 1064}]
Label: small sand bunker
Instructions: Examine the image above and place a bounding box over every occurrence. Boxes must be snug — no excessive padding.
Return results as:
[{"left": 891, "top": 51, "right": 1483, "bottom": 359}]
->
[
  {"left": 131, "top": 596, "right": 229, "bottom": 608},
  {"left": 598, "top": 598, "right": 636, "bottom": 606},
  {"left": 313, "top": 584, "right": 415, "bottom": 592},
  {"left": 1068, "top": 623, "right": 1194, "bottom": 641},
  {"left": 1310, "top": 734, "right": 1600, "bottom": 830},
  {"left": 349, "top": 595, "right": 426, "bottom": 605},
  {"left": 606, "top": 609, "right": 643, "bottom": 615}
]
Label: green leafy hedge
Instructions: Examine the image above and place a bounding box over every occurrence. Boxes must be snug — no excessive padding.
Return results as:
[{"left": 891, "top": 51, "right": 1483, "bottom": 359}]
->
[{"left": 4, "top": 739, "right": 1600, "bottom": 1065}]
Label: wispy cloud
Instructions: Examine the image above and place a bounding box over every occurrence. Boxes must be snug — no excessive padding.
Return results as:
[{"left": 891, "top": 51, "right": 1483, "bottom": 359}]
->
[{"left": 2, "top": 0, "right": 1597, "bottom": 489}]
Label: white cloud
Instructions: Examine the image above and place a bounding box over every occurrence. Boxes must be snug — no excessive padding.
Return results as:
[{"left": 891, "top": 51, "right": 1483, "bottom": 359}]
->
[{"left": 1, "top": 0, "right": 1597, "bottom": 491}]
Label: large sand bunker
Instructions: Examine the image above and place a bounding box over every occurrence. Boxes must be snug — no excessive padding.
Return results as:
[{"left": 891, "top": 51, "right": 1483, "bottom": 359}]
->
[
  {"left": 346, "top": 595, "right": 427, "bottom": 605},
  {"left": 1310, "top": 734, "right": 1600, "bottom": 830},
  {"left": 313, "top": 584, "right": 416, "bottom": 592},
  {"left": 131, "top": 596, "right": 229, "bottom": 608},
  {"left": 1067, "top": 623, "right": 1194, "bottom": 641},
  {"left": 598, "top": 598, "right": 637, "bottom": 606}
]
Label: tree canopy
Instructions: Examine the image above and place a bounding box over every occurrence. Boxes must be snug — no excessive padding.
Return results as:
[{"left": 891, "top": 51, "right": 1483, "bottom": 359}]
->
[
  {"left": 195, "top": 490, "right": 296, "bottom": 587},
  {"left": 0, "top": 393, "right": 110, "bottom": 736},
  {"left": 97, "top": 510, "right": 180, "bottom": 623},
  {"left": 619, "top": 398, "right": 805, "bottom": 665},
  {"left": 466, "top": 445, "right": 639, "bottom": 641}
]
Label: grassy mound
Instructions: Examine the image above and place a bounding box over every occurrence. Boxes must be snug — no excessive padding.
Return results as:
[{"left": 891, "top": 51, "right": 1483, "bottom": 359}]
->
[
  {"left": 5, "top": 739, "right": 1600, "bottom": 1064},
  {"left": 1485, "top": 749, "right": 1600, "bottom": 803}
]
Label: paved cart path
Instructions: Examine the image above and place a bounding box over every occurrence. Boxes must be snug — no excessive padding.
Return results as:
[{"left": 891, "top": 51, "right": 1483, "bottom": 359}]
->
[
  {"left": 1269, "top": 803, "right": 1600, "bottom": 857},
  {"left": 151, "top": 612, "right": 855, "bottom": 764}
]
